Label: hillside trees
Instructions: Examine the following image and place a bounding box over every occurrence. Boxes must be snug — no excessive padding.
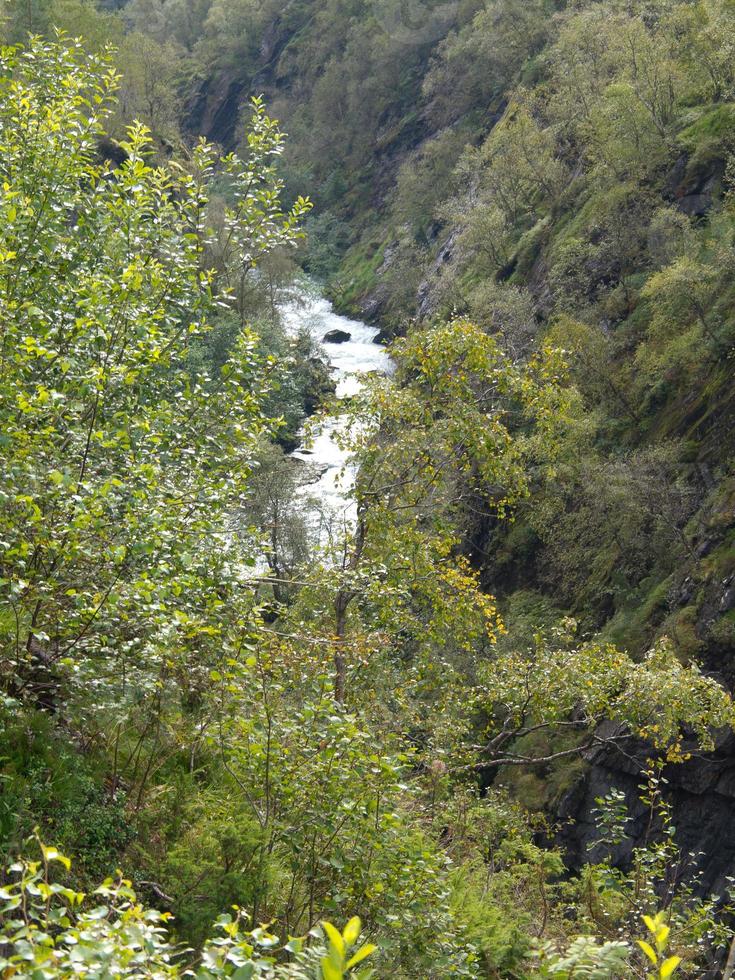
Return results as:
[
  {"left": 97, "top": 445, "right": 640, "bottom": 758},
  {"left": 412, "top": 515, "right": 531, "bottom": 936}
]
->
[
  {"left": 638, "top": 249, "right": 735, "bottom": 381},
  {"left": 280, "top": 320, "right": 574, "bottom": 702},
  {"left": 367, "top": 0, "right": 735, "bottom": 342},
  {"left": 546, "top": 5, "right": 680, "bottom": 177},
  {"left": 3, "top": 11, "right": 735, "bottom": 979},
  {"left": 0, "top": 35, "right": 307, "bottom": 729},
  {"left": 464, "top": 282, "right": 537, "bottom": 357},
  {"left": 673, "top": 0, "right": 735, "bottom": 101},
  {"left": 422, "top": 0, "right": 551, "bottom": 127},
  {"left": 0, "top": 0, "right": 54, "bottom": 39},
  {"left": 203, "top": 99, "right": 311, "bottom": 325}
]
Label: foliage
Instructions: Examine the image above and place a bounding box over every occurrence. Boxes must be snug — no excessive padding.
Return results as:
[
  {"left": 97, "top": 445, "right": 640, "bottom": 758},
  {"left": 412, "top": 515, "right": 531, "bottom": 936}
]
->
[
  {"left": 3, "top": 7, "right": 735, "bottom": 980},
  {"left": 0, "top": 841, "right": 376, "bottom": 978},
  {"left": 535, "top": 911, "right": 691, "bottom": 978},
  {"left": 535, "top": 936, "right": 631, "bottom": 978},
  {"left": 203, "top": 654, "right": 479, "bottom": 977},
  {"left": 0, "top": 36, "right": 306, "bottom": 719},
  {"left": 473, "top": 630, "right": 735, "bottom": 772},
  {"left": 638, "top": 912, "right": 683, "bottom": 979}
]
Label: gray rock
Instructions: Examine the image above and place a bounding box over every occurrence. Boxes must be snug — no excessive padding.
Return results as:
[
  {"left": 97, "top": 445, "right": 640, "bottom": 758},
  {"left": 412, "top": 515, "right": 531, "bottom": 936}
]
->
[
  {"left": 417, "top": 230, "right": 458, "bottom": 319},
  {"left": 323, "top": 329, "right": 351, "bottom": 344},
  {"left": 677, "top": 576, "right": 695, "bottom": 606},
  {"left": 556, "top": 730, "right": 735, "bottom": 913},
  {"left": 664, "top": 151, "right": 726, "bottom": 219}
]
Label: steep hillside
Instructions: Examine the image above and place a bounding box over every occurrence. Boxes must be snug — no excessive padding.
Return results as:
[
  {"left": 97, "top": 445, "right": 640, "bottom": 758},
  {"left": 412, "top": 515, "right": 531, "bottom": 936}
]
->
[
  {"left": 179, "top": 0, "right": 735, "bottom": 897},
  {"left": 271, "top": 2, "right": 735, "bottom": 663},
  {"left": 174, "top": 0, "right": 735, "bottom": 719},
  {"left": 3, "top": 4, "right": 735, "bottom": 977}
]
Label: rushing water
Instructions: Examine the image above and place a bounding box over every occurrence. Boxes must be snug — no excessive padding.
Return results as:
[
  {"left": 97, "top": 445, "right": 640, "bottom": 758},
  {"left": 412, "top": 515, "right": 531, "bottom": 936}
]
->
[{"left": 280, "top": 291, "right": 393, "bottom": 524}]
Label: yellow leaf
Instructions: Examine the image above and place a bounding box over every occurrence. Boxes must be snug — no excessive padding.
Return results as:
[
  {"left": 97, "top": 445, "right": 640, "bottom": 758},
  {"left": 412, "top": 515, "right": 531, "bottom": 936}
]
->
[
  {"left": 321, "top": 958, "right": 342, "bottom": 980},
  {"left": 322, "top": 920, "right": 345, "bottom": 956},
  {"left": 346, "top": 943, "right": 377, "bottom": 970},
  {"left": 642, "top": 914, "right": 657, "bottom": 935},
  {"left": 660, "top": 955, "right": 681, "bottom": 979},
  {"left": 637, "top": 940, "right": 658, "bottom": 966},
  {"left": 41, "top": 845, "right": 71, "bottom": 871},
  {"left": 342, "top": 916, "right": 361, "bottom": 947}
]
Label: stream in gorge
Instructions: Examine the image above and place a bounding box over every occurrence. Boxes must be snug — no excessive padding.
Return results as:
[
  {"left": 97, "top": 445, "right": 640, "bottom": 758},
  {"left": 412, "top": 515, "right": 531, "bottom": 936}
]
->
[{"left": 280, "top": 290, "right": 394, "bottom": 530}]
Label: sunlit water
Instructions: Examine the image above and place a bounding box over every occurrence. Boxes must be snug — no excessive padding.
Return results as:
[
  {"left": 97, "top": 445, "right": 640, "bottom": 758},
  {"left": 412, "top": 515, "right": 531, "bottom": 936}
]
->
[{"left": 280, "top": 291, "right": 394, "bottom": 527}]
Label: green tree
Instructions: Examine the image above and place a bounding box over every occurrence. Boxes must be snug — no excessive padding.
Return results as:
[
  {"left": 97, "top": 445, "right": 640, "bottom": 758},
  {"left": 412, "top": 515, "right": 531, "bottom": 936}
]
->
[
  {"left": 470, "top": 632, "right": 735, "bottom": 773},
  {"left": 114, "top": 31, "right": 186, "bottom": 143},
  {"left": 422, "top": 0, "right": 550, "bottom": 127},
  {"left": 283, "top": 319, "right": 574, "bottom": 702},
  {"left": 0, "top": 37, "right": 307, "bottom": 723},
  {"left": 674, "top": 0, "right": 735, "bottom": 102},
  {"left": 638, "top": 251, "right": 733, "bottom": 383},
  {"left": 0, "top": 0, "right": 53, "bottom": 40}
]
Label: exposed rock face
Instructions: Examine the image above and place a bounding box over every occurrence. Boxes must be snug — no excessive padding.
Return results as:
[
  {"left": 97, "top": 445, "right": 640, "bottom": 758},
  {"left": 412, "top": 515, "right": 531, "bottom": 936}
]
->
[
  {"left": 556, "top": 731, "right": 735, "bottom": 976},
  {"left": 358, "top": 291, "right": 390, "bottom": 324},
  {"left": 678, "top": 170, "right": 724, "bottom": 217},
  {"left": 323, "top": 328, "right": 351, "bottom": 343},
  {"left": 185, "top": 73, "right": 246, "bottom": 148},
  {"left": 559, "top": 732, "right": 735, "bottom": 892},
  {"left": 525, "top": 254, "right": 554, "bottom": 319},
  {"left": 720, "top": 579, "right": 735, "bottom": 613},
  {"left": 417, "top": 230, "right": 458, "bottom": 319},
  {"left": 666, "top": 152, "right": 727, "bottom": 218}
]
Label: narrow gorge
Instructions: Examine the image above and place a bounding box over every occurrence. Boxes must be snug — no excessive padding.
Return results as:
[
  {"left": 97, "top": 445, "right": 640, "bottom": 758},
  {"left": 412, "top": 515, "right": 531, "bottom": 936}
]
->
[{"left": 1, "top": 3, "right": 735, "bottom": 977}]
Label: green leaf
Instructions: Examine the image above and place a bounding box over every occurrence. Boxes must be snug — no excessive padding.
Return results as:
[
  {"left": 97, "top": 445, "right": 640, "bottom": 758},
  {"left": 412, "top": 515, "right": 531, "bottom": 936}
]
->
[{"left": 230, "top": 966, "right": 255, "bottom": 980}]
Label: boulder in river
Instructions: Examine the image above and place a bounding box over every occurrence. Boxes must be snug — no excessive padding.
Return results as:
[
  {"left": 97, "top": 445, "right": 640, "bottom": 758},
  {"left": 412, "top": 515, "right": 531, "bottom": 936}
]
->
[{"left": 323, "top": 328, "right": 351, "bottom": 344}]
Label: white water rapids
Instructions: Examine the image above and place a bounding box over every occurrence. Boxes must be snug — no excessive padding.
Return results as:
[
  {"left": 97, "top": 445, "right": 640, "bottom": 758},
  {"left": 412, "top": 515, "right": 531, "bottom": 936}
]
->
[{"left": 280, "top": 291, "right": 394, "bottom": 525}]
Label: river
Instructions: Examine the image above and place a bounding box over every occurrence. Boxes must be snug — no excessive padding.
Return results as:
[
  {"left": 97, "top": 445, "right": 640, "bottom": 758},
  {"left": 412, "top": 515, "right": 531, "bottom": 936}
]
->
[{"left": 280, "top": 291, "right": 393, "bottom": 528}]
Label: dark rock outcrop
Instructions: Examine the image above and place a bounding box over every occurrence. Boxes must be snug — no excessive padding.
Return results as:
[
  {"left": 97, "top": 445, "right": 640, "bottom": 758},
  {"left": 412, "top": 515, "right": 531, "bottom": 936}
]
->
[
  {"left": 666, "top": 152, "right": 726, "bottom": 218},
  {"left": 323, "top": 328, "right": 351, "bottom": 343},
  {"left": 558, "top": 730, "right": 735, "bottom": 904},
  {"left": 417, "top": 231, "right": 457, "bottom": 319},
  {"left": 95, "top": 135, "right": 129, "bottom": 168},
  {"left": 185, "top": 73, "right": 246, "bottom": 148}
]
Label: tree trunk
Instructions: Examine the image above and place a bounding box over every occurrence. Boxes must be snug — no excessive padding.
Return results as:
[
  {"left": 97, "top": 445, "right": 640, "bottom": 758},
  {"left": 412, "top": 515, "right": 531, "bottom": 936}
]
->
[{"left": 333, "top": 591, "right": 348, "bottom": 702}]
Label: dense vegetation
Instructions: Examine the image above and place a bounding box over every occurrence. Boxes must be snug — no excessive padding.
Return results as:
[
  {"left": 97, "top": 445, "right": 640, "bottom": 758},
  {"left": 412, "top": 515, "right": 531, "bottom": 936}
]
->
[{"left": 1, "top": 1, "right": 735, "bottom": 977}]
